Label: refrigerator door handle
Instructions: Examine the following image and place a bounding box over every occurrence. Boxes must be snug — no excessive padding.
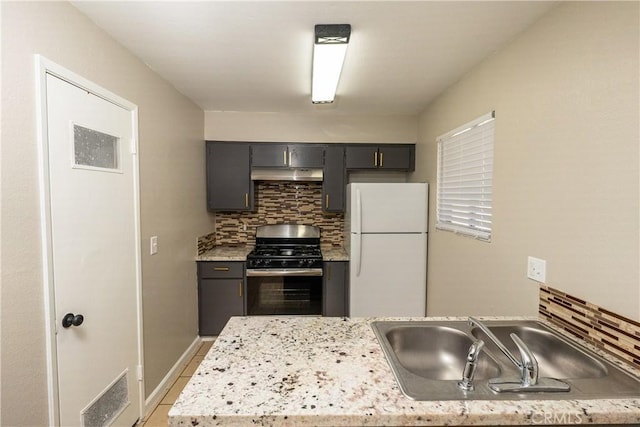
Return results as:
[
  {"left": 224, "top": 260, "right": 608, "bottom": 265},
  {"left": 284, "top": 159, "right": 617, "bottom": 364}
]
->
[
  {"left": 354, "top": 188, "right": 363, "bottom": 276},
  {"left": 355, "top": 188, "right": 362, "bottom": 234},
  {"left": 354, "top": 232, "right": 362, "bottom": 277}
]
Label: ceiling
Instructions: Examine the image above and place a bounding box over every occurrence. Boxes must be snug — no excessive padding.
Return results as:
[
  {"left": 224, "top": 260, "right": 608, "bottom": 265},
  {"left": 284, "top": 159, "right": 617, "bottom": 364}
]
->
[{"left": 72, "top": 1, "right": 557, "bottom": 116}]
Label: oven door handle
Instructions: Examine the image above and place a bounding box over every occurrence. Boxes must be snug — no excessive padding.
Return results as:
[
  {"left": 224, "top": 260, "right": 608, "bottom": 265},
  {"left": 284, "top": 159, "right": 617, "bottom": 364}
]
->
[{"left": 246, "top": 268, "right": 323, "bottom": 277}]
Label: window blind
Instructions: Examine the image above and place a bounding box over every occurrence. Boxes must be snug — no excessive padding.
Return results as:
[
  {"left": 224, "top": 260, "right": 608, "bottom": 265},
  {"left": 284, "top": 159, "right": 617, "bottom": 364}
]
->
[{"left": 436, "top": 111, "right": 495, "bottom": 241}]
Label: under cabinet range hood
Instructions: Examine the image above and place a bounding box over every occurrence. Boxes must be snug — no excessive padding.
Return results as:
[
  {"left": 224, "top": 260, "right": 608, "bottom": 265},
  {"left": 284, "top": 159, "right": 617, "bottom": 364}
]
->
[{"left": 251, "top": 168, "right": 323, "bottom": 182}]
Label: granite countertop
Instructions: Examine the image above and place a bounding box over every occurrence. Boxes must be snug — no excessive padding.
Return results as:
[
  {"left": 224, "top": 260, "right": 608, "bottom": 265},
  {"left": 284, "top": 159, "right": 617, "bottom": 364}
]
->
[
  {"left": 169, "top": 316, "right": 640, "bottom": 426},
  {"left": 197, "top": 244, "right": 254, "bottom": 261},
  {"left": 321, "top": 244, "right": 349, "bottom": 261},
  {"left": 197, "top": 244, "right": 349, "bottom": 262}
]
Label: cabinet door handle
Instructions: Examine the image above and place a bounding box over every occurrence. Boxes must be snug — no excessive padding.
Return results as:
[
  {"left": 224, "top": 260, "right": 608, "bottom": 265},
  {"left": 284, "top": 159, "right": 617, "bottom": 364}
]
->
[
  {"left": 238, "top": 282, "right": 243, "bottom": 297},
  {"left": 245, "top": 193, "right": 249, "bottom": 208},
  {"left": 374, "top": 151, "right": 378, "bottom": 167},
  {"left": 214, "top": 267, "right": 230, "bottom": 271},
  {"left": 289, "top": 151, "right": 292, "bottom": 166},
  {"left": 325, "top": 194, "right": 330, "bottom": 208},
  {"left": 380, "top": 152, "right": 384, "bottom": 168},
  {"left": 283, "top": 150, "right": 287, "bottom": 165}
]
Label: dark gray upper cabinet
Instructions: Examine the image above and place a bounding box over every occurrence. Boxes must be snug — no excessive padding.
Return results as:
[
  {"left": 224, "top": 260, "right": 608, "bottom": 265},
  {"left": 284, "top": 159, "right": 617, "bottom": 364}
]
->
[
  {"left": 206, "top": 141, "right": 416, "bottom": 212},
  {"left": 345, "top": 145, "right": 378, "bottom": 169},
  {"left": 345, "top": 144, "right": 415, "bottom": 171},
  {"left": 289, "top": 145, "right": 325, "bottom": 168},
  {"left": 322, "top": 145, "right": 345, "bottom": 212},
  {"left": 250, "top": 144, "right": 288, "bottom": 167},
  {"left": 251, "top": 144, "right": 325, "bottom": 168},
  {"left": 206, "top": 141, "right": 254, "bottom": 211},
  {"left": 378, "top": 145, "right": 415, "bottom": 170}
]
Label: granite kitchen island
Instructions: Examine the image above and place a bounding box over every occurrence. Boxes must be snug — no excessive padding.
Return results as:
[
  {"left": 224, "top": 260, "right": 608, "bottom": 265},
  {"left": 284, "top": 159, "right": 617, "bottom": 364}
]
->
[{"left": 168, "top": 316, "right": 640, "bottom": 426}]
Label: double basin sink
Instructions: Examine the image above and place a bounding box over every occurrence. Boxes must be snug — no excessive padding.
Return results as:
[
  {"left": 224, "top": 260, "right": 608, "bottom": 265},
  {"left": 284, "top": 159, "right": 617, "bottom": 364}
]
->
[{"left": 372, "top": 319, "right": 640, "bottom": 400}]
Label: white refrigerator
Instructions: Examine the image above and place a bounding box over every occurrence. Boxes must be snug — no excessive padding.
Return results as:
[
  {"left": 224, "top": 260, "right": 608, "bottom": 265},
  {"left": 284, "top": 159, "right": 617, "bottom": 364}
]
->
[{"left": 345, "top": 183, "right": 428, "bottom": 317}]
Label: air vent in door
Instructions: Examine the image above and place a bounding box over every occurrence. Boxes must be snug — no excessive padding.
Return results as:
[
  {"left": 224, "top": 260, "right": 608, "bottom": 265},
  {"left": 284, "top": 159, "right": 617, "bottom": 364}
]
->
[{"left": 80, "top": 370, "right": 130, "bottom": 427}]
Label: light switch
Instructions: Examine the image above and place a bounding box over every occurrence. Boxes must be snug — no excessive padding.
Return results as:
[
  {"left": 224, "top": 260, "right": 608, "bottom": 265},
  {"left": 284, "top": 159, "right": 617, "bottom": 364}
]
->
[{"left": 150, "top": 236, "right": 158, "bottom": 255}]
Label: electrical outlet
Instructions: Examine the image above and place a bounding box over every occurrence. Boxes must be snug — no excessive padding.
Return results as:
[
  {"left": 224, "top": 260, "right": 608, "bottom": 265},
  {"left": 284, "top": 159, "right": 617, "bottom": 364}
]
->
[
  {"left": 150, "top": 236, "right": 158, "bottom": 255},
  {"left": 527, "top": 256, "right": 546, "bottom": 283}
]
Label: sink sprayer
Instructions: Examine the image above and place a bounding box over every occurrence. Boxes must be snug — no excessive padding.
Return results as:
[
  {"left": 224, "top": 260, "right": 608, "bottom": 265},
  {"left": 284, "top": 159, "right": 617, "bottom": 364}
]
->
[{"left": 457, "top": 339, "right": 485, "bottom": 391}]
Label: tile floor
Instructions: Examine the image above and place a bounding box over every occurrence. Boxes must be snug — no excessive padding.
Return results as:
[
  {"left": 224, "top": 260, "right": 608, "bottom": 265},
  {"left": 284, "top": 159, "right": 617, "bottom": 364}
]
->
[{"left": 139, "top": 340, "right": 214, "bottom": 427}]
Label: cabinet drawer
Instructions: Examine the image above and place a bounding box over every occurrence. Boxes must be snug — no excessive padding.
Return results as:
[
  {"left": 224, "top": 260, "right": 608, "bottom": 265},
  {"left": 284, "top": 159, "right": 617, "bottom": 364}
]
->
[{"left": 198, "top": 262, "right": 244, "bottom": 279}]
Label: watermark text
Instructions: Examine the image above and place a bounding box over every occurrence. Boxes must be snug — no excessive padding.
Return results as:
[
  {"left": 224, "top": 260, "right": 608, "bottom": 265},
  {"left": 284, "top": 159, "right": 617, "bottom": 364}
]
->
[{"left": 531, "top": 412, "right": 583, "bottom": 424}]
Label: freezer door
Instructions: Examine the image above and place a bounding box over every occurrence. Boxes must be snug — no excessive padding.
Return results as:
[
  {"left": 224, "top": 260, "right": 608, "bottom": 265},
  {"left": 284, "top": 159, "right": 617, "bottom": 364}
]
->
[
  {"left": 349, "top": 233, "right": 427, "bottom": 317},
  {"left": 348, "top": 183, "right": 428, "bottom": 233}
]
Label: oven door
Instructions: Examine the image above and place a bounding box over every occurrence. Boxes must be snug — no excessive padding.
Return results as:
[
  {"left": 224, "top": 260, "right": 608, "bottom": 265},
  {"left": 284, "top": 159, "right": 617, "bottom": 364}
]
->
[{"left": 246, "top": 268, "right": 323, "bottom": 316}]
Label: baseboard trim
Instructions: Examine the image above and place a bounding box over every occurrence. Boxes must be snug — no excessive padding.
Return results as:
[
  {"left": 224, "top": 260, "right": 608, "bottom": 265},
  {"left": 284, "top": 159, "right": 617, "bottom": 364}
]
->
[{"left": 143, "top": 336, "right": 201, "bottom": 419}]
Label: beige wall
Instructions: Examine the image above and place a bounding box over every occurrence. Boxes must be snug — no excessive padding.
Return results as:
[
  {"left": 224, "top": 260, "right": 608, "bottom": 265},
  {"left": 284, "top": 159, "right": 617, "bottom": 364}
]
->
[
  {"left": 205, "top": 111, "right": 418, "bottom": 142},
  {"left": 414, "top": 2, "right": 639, "bottom": 320},
  {"left": 1, "top": 2, "right": 211, "bottom": 425}
]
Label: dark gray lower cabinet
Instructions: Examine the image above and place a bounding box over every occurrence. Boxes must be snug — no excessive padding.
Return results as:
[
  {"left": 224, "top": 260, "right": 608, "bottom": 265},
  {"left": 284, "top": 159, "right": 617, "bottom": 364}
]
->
[
  {"left": 197, "top": 262, "right": 245, "bottom": 335},
  {"left": 323, "top": 261, "right": 348, "bottom": 317}
]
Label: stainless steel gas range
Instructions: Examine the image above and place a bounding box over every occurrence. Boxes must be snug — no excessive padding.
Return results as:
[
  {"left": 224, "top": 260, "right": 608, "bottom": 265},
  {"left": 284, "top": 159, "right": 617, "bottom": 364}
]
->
[{"left": 245, "top": 224, "right": 323, "bottom": 315}]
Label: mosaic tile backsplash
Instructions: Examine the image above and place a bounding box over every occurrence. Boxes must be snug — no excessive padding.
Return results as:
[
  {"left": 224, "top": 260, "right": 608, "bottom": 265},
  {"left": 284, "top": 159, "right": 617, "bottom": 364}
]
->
[
  {"left": 213, "top": 182, "right": 344, "bottom": 246},
  {"left": 539, "top": 284, "right": 640, "bottom": 368},
  {"left": 197, "top": 232, "right": 216, "bottom": 255}
]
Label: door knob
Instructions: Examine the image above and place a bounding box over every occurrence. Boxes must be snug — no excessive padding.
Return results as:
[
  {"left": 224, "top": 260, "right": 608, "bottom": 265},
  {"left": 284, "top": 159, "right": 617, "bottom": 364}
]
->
[{"left": 62, "top": 313, "right": 84, "bottom": 328}]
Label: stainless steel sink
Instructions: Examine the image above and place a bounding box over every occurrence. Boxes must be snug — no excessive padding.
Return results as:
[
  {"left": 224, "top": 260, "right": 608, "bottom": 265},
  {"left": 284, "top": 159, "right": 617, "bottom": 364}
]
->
[
  {"left": 471, "top": 323, "right": 607, "bottom": 379},
  {"left": 385, "top": 325, "right": 501, "bottom": 380},
  {"left": 372, "top": 320, "right": 640, "bottom": 401}
]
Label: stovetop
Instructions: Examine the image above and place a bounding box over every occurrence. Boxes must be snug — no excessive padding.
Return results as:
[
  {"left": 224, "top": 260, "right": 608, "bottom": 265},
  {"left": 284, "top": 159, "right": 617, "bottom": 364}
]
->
[
  {"left": 246, "top": 224, "right": 323, "bottom": 269},
  {"left": 249, "top": 245, "right": 322, "bottom": 258},
  {"left": 246, "top": 244, "right": 322, "bottom": 269}
]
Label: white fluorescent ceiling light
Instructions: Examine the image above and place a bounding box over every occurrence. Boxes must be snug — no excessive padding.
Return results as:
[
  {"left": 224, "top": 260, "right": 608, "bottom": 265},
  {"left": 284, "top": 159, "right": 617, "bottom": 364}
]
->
[{"left": 312, "top": 24, "right": 351, "bottom": 104}]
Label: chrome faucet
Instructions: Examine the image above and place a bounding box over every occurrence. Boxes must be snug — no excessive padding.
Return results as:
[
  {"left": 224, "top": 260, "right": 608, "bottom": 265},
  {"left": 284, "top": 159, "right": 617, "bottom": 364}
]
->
[
  {"left": 457, "top": 339, "right": 485, "bottom": 391},
  {"left": 468, "top": 317, "right": 538, "bottom": 386},
  {"left": 468, "top": 317, "right": 570, "bottom": 393}
]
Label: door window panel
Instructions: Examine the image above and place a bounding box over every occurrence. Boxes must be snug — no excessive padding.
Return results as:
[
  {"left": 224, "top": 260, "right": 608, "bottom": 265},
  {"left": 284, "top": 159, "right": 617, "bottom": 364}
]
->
[{"left": 73, "top": 124, "right": 119, "bottom": 170}]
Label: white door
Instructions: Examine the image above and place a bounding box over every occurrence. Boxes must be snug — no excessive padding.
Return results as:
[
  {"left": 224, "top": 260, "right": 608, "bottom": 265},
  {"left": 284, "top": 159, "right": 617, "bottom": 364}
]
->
[
  {"left": 347, "top": 183, "right": 428, "bottom": 233},
  {"left": 46, "top": 73, "right": 141, "bottom": 426},
  {"left": 349, "top": 233, "right": 427, "bottom": 317}
]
